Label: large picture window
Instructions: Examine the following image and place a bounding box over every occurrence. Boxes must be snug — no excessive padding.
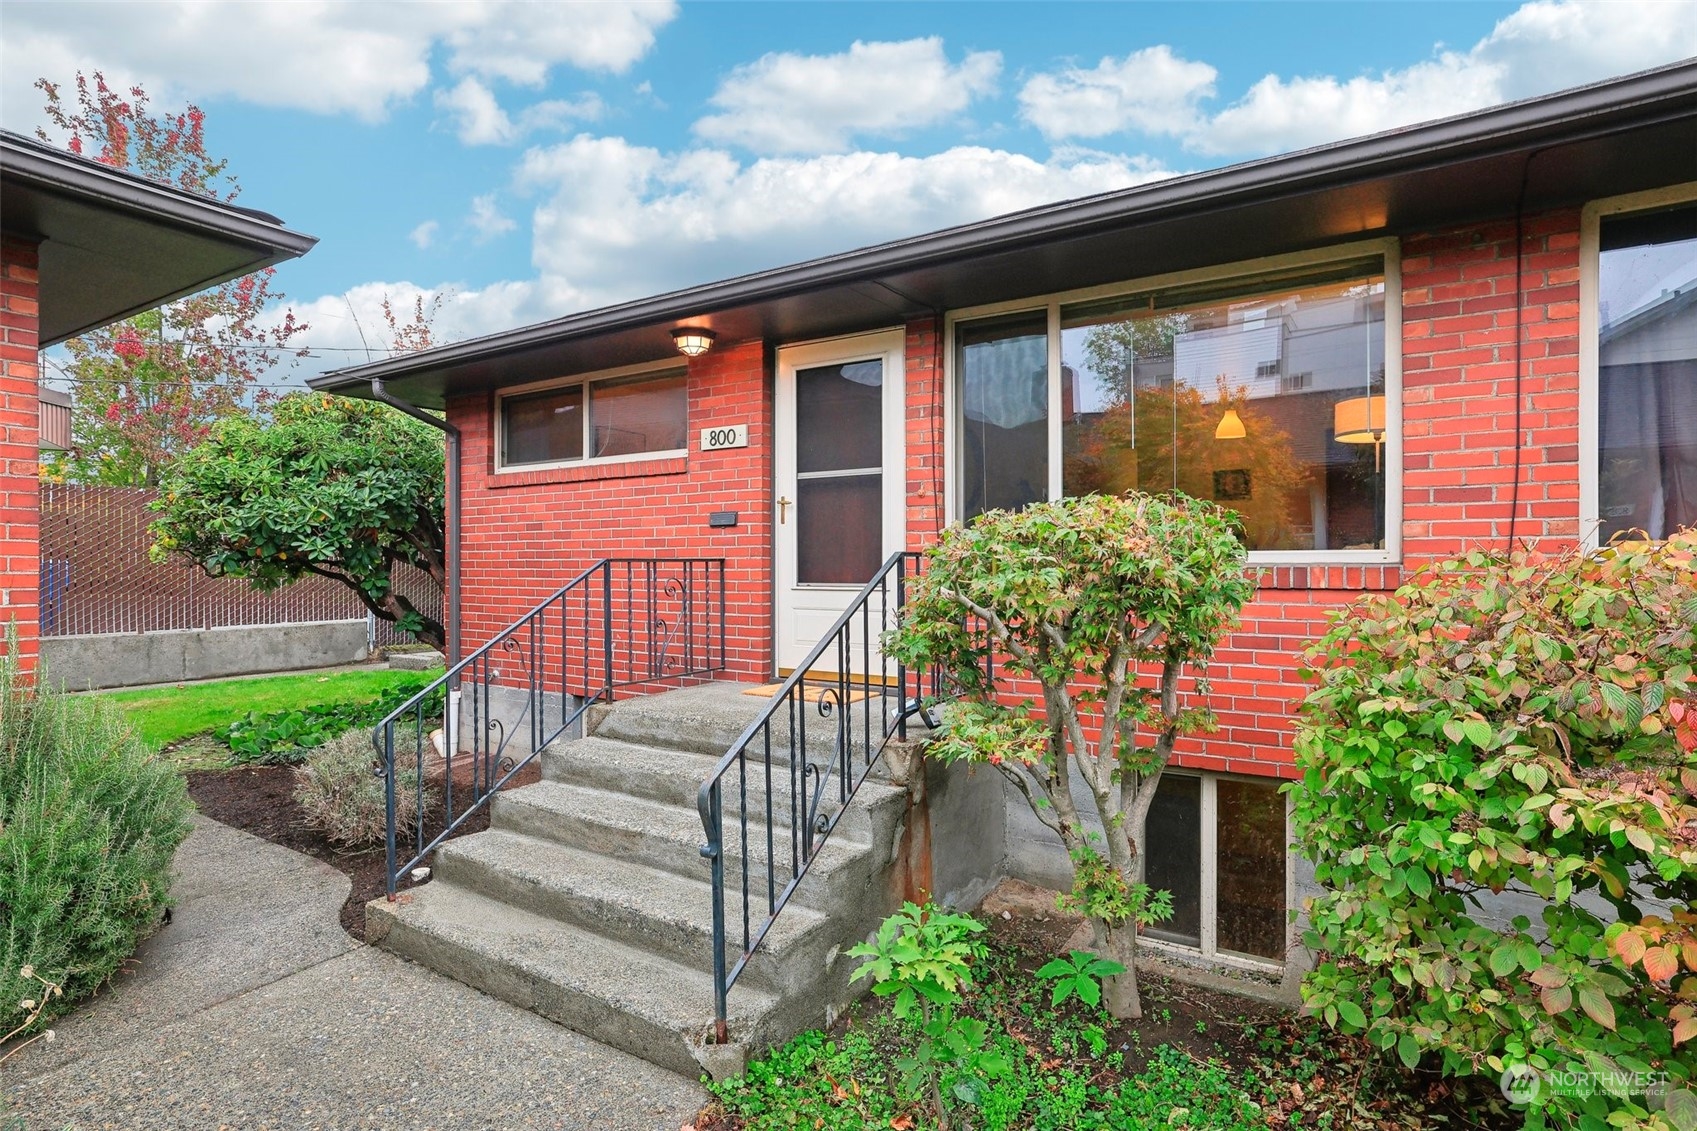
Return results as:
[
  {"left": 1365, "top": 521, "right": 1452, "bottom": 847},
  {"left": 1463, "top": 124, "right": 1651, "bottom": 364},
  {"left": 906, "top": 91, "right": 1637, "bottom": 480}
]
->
[
  {"left": 952, "top": 249, "right": 1395, "bottom": 559},
  {"left": 500, "top": 368, "right": 688, "bottom": 469},
  {"left": 1596, "top": 202, "right": 1697, "bottom": 542}
]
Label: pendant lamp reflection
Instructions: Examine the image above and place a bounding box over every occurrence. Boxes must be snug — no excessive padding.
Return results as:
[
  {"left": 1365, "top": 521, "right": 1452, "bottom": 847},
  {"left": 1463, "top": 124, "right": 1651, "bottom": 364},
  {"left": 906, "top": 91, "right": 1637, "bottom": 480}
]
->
[
  {"left": 1334, "top": 394, "right": 1386, "bottom": 471},
  {"left": 1214, "top": 408, "right": 1246, "bottom": 440}
]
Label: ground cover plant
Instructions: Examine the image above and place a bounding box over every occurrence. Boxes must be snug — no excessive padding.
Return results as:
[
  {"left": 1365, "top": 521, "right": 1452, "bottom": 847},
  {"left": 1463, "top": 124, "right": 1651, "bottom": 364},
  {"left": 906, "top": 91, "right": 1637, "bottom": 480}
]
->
[
  {"left": 700, "top": 898, "right": 1514, "bottom": 1130},
  {"left": 100, "top": 666, "right": 431, "bottom": 751},
  {"left": 220, "top": 675, "right": 442, "bottom": 765},
  {"left": 0, "top": 650, "right": 193, "bottom": 1043},
  {"left": 1292, "top": 531, "right": 1697, "bottom": 1129},
  {"left": 887, "top": 492, "right": 1251, "bottom": 1019}
]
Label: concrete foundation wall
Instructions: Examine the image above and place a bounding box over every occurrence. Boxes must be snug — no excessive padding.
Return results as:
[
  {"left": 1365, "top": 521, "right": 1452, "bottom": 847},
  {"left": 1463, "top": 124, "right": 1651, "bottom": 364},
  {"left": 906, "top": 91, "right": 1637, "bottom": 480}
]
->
[{"left": 41, "top": 619, "right": 369, "bottom": 690}]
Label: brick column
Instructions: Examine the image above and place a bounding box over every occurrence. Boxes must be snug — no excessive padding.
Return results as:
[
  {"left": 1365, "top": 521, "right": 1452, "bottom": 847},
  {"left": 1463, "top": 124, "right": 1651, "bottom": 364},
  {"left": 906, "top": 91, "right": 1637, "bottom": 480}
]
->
[
  {"left": 904, "top": 315, "right": 945, "bottom": 549},
  {"left": 1400, "top": 210, "right": 1583, "bottom": 563},
  {"left": 0, "top": 236, "right": 40, "bottom": 670}
]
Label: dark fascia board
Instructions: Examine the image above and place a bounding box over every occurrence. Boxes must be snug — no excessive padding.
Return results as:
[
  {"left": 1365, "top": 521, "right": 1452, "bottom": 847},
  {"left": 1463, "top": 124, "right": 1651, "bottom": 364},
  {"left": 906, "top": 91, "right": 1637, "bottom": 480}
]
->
[
  {"left": 0, "top": 129, "right": 318, "bottom": 344},
  {"left": 310, "top": 59, "right": 1697, "bottom": 398}
]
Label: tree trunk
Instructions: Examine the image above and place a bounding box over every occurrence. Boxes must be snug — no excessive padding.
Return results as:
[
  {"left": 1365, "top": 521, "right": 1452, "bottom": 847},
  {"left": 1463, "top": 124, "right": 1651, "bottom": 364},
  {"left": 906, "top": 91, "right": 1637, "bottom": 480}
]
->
[{"left": 1090, "top": 917, "right": 1142, "bottom": 1020}]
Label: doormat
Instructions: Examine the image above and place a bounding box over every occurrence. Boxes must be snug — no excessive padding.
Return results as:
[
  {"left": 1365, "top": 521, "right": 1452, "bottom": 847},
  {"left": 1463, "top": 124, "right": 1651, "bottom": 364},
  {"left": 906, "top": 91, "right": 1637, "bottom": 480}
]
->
[{"left": 742, "top": 682, "right": 873, "bottom": 704}]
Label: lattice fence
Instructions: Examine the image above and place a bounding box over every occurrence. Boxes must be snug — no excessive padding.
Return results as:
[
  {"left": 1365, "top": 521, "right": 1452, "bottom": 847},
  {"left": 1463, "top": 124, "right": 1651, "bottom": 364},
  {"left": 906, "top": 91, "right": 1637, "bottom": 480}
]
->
[{"left": 39, "top": 485, "right": 441, "bottom": 647}]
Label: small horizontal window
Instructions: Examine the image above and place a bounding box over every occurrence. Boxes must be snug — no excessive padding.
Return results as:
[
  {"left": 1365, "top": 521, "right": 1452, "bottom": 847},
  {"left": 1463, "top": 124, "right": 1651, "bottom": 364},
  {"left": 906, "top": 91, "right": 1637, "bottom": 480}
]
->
[{"left": 500, "top": 369, "right": 687, "bottom": 469}]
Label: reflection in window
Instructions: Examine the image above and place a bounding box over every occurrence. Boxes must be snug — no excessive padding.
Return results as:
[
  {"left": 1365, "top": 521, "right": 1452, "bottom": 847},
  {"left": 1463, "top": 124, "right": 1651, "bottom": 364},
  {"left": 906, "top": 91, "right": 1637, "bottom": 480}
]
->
[
  {"left": 1058, "top": 261, "right": 1386, "bottom": 552},
  {"left": 501, "top": 369, "right": 687, "bottom": 468},
  {"left": 1598, "top": 204, "right": 1697, "bottom": 542},
  {"left": 590, "top": 373, "right": 687, "bottom": 458},
  {"left": 959, "top": 312, "right": 1048, "bottom": 518}
]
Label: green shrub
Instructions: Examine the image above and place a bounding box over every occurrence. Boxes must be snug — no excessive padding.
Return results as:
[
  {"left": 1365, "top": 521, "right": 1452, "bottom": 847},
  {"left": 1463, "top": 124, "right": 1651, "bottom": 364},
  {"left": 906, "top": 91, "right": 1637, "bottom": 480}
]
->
[
  {"left": 221, "top": 677, "right": 441, "bottom": 765},
  {"left": 1291, "top": 532, "right": 1697, "bottom": 1128},
  {"left": 0, "top": 652, "right": 193, "bottom": 1040},
  {"left": 292, "top": 730, "right": 421, "bottom": 849},
  {"left": 887, "top": 492, "right": 1251, "bottom": 1020}
]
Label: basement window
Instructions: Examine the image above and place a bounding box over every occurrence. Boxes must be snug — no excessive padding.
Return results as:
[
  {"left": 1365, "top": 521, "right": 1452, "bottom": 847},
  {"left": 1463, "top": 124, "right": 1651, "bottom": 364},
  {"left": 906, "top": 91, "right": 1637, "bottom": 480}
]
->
[
  {"left": 1142, "top": 771, "right": 1288, "bottom": 967},
  {"left": 499, "top": 366, "right": 688, "bottom": 470}
]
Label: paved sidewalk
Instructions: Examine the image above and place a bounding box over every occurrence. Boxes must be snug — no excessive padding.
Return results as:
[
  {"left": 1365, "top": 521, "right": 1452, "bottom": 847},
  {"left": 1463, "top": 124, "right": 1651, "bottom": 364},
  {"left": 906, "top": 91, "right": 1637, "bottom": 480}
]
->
[{"left": 4, "top": 815, "right": 707, "bottom": 1130}]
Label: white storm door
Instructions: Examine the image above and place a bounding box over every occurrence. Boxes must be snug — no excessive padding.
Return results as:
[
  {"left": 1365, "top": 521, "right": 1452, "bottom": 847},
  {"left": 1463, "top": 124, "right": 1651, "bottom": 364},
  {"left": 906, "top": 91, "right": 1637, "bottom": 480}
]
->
[{"left": 774, "top": 330, "right": 906, "bottom": 674}]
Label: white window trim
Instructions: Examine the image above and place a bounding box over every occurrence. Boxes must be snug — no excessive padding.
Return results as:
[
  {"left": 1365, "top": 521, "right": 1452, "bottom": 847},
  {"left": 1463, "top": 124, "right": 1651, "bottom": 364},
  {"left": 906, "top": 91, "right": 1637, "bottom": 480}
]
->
[
  {"left": 1140, "top": 769, "right": 1293, "bottom": 975},
  {"left": 943, "top": 238, "right": 1403, "bottom": 565},
  {"left": 1578, "top": 180, "right": 1697, "bottom": 549},
  {"left": 494, "top": 359, "right": 689, "bottom": 474}
]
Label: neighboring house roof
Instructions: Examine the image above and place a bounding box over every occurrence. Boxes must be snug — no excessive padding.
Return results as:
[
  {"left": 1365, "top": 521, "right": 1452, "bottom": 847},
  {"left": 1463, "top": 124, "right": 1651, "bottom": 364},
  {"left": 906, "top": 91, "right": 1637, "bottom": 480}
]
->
[
  {"left": 311, "top": 61, "right": 1697, "bottom": 410},
  {"left": 37, "top": 385, "right": 71, "bottom": 451},
  {"left": 0, "top": 129, "right": 318, "bottom": 346}
]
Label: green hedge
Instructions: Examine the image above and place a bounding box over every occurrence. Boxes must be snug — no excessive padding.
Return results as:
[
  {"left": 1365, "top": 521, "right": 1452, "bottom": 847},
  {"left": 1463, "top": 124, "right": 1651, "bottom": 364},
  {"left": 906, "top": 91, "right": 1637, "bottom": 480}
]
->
[{"left": 1, "top": 653, "right": 193, "bottom": 1039}]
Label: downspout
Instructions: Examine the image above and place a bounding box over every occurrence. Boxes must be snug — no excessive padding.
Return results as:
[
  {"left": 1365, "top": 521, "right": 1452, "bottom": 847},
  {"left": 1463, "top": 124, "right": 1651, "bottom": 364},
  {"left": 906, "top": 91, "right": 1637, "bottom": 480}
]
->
[{"left": 370, "top": 377, "right": 462, "bottom": 680}]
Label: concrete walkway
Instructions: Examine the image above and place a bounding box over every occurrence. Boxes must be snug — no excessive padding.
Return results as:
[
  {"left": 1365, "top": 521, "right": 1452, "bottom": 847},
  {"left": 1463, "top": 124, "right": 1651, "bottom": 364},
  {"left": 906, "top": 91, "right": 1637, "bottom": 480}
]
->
[{"left": 4, "top": 816, "right": 707, "bottom": 1130}]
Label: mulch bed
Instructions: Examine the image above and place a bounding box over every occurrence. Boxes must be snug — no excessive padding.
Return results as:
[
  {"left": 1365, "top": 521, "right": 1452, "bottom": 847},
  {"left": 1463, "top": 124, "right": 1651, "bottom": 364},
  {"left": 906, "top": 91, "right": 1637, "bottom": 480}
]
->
[{"left": 185, "top": 760, "right": 540, "bottom": 941}]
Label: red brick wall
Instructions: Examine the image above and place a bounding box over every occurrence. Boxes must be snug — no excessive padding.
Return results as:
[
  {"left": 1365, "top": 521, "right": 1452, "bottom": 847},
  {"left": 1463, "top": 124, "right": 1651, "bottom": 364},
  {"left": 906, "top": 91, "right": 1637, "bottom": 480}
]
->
[
  {"left": 451, "top": 338, "right": 774, "bottom": 680},
  {"left": 453, "top": 210, "right": 1590, "bottom": 774},
  {"left": 0, "top": 237, "right": 40, "bottom": 670},
  {"left": 904, "top": 316, "right": 946, "bottom": 550},
  {"left": 1176, "top": 208, "right": 1586, "bottom": 780},
  {"left": 1402, "top": 210, "right": 1582, "bottom": 555}
]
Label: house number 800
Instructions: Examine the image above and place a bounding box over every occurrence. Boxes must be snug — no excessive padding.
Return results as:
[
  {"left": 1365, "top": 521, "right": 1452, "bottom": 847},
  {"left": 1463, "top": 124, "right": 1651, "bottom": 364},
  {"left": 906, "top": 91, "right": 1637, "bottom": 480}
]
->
[{"left": 700, "top": 425, "right": 748, "bottom": 451}]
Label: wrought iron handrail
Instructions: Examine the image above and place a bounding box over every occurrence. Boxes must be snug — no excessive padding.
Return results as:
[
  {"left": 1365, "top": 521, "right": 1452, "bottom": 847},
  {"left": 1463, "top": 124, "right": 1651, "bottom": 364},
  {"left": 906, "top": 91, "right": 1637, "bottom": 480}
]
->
[
  {"left": 697, "top": 550, "right": 934, "bottom": 1042},
  {"left": 375, "top": 557, "right": 726, "bottom": 896}
]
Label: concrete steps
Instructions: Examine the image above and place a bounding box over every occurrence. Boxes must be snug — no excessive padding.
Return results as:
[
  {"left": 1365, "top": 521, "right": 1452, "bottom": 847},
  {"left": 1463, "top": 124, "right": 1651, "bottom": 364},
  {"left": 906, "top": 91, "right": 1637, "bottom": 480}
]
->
[{"left": 367, "top": 681, "right": 914, "bottom": 1079}]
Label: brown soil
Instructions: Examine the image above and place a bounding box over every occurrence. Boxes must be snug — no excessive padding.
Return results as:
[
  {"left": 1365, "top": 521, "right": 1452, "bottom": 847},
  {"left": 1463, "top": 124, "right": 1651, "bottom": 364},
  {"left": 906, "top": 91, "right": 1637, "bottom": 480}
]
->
[
  {"left": 186, "top": 760, "right": 540, "bottom": 941},
  {"left": 694, "top": 883, "right": 1516, "bottom": 1130}
]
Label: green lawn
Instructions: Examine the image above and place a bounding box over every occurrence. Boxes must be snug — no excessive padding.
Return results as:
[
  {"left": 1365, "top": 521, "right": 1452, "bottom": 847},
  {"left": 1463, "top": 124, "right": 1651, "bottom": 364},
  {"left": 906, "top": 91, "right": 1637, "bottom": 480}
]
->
[{"left": 101, "top": 666, "right": 426, "bottom": 750}]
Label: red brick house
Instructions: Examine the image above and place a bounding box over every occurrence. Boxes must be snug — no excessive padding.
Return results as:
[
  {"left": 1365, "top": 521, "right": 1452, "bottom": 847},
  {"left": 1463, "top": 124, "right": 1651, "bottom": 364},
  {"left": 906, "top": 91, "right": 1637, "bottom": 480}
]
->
[
  {"left": 0, "top": 129, "right": 316, "bottom": 670},
  {"left": 314, "top": 63, "right": 1696, "bottom": 983}
]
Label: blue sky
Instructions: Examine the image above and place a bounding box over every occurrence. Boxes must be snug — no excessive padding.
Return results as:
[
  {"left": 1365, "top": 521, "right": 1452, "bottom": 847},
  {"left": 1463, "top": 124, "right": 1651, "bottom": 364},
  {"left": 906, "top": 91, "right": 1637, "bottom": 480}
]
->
[{"left": 3, "top": 1, "right": 1694, "bottom": 380}]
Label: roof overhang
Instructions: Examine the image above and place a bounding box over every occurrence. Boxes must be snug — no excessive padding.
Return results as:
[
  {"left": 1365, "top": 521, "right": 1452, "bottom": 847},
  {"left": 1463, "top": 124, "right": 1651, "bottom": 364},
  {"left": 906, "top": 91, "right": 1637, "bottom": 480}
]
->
[
  {"left": 0, "top": 130, "right": 318, "bottom": 347},
  {"left": 311, "top": 60, "right": 1697, "bottom": 410}
]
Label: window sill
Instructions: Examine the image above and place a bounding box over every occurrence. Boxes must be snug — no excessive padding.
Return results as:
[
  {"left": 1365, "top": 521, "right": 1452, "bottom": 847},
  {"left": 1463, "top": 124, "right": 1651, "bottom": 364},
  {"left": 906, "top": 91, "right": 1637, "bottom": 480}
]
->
[{"left": 488, "top": 455, "right": 688, "bottom": 488}]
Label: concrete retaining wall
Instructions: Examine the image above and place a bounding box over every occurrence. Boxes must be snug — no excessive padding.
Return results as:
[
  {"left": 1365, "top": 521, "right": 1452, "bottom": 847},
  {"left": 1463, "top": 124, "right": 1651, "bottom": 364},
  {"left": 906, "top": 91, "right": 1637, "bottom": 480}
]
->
[{"left": 40, "top": 619, "right": 370, "bottom": 690}]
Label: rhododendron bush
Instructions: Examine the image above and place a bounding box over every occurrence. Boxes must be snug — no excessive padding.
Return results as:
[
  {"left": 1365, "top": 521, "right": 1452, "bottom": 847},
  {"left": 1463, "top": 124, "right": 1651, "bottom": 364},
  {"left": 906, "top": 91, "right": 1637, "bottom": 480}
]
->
[{"left": 1292, "top": 532, "right": 1697, "bottom": 1129}]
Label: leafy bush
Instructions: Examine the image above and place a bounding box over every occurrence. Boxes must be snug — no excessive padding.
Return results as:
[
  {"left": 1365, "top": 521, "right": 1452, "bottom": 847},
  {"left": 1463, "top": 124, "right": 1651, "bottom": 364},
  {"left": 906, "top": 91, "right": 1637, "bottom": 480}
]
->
[
  {"left": 152, "top": 393, "right": 447, "bottom": 646},
  {"left": 1291, "top": 532, "right": 1697, "bottom": 1128},
  {"left": 848, "top": 902, "right": 1005, "bottom": 1121},
  {"left": 887, "top": 492, "right": 1251, "bottom": 1019},
  {"left": 292, "top": 730, "right": 421, "bottom": 849},
  {"left": 220, "top": 677, "right": 441, "bottom": 765},
  {"left": 0, "top": 652, "right": 193, "bottom": 1040}
]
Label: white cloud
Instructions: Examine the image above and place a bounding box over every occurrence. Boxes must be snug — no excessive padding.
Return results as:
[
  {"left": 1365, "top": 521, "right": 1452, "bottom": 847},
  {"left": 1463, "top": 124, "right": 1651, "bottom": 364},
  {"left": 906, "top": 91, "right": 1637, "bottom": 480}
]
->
[
  {"left": 1018, "top": 0, "right": 1697, "bottom": 155},
  {"left": 1018, "top": 46, "right": 1217, "bottom": 140},
  {"left": 434, "top": 77, "right": 602, "bottom": 145},
  {"left": 513, "top": 134, "right": 1172, "bottom": 308},
  {"left": 694, "top": 37, "right": 1002, "bottom": 154},
  {"left": 408, "top": 220, "right": 439, "bottom": 250},
  {"left": 468, "top": 193, "right": 517, "bottom": 241},
  {"left": 285, "top": 279, "right": 560, "bottom": 379},
  {"left": 281, "top": 136, "right": 1173, "bottom": 379},
  {"left": 0, "top": 0, "right": 675, "bottom": 130}
]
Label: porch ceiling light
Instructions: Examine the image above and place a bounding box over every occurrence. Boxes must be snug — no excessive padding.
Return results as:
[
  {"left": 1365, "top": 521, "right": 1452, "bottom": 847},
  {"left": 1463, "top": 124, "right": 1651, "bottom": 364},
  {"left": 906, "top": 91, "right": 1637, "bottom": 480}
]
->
[
  {"left": 1214, "top": 407, "right": 1246, "bottom": 440},
  {"left": 671, "top": 327, "right": 716, "bottom": 357}
]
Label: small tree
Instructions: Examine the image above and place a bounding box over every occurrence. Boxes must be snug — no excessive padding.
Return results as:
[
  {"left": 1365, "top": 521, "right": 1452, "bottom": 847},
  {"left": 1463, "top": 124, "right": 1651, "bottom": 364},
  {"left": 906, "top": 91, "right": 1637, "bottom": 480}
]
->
[
  {"left": 888, "top": 492, "right": 1252, "bottom": 1019},
  {"left": 35, "top": 72, "right": 306, "bottom": 487},
  {"left": 151, "top": 395, "right": 446, "bottom": 646},
  {"left": 1291, "top": 533, "right": 1697, "bottom": 1128}
]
